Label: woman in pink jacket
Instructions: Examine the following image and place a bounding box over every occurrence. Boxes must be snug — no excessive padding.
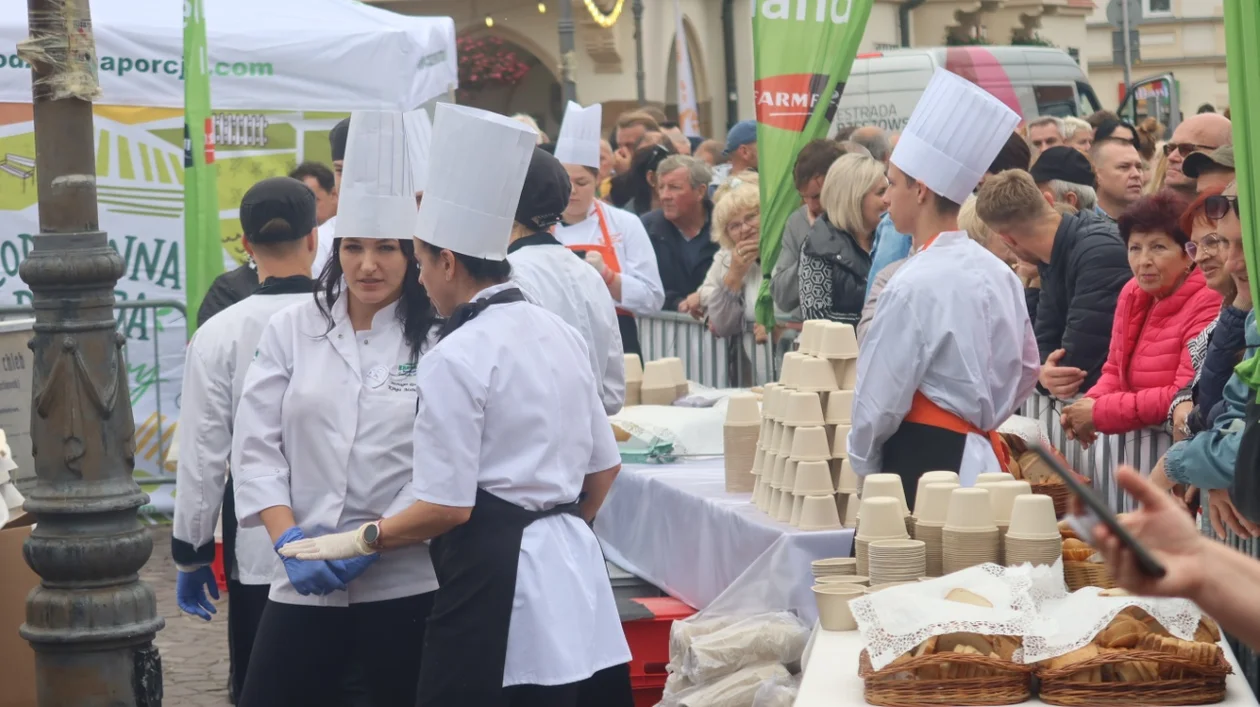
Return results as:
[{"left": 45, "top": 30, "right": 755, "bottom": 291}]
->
[{"left": 1061, "top": 191, "right": 1222, "bottom": 444}]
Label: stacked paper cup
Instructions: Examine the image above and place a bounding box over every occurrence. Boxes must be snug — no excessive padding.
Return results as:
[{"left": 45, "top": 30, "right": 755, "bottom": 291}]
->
[
  {"left": 768, "top": 426, "right": 797, "bottom": 518},
  {"left": 819, "top": 322, "right": 859, "bottom": 390},
  {"left": 861, "top": 473, "right": 913, "bottom": 537},
  {"left": 988, "top": 479, "right": 1032, "bottom": 561},
  {"left": 912, "top": 471, "right": 960, "bottom": 534},
  {"left": 754, "top": 388, "right": 785, "bottom": 511},
  {"left": 780, "top": 392, "right": 824, "bottom": 517},
  {"left": 798, "top": 319, "right": 827, "bottom": 356},
  {"left": 789, "top": 428, "right": 832, "bottom": 525},
  {"left": 942, "top": 488, "right": 1000, "bottom": 574},
  {"left": 779, "top": 352, "right": 806, "bottom": 391},
  {"left": 624, "top": 354, "right": 643, "bottom": 406},
  {"left": 723, "top": 394, "right": 760, "bottom": 493},
  {"left": 854, "top": 496, "right": 909, "bottom": 576},
  {"left": 829, "top": 395, "right": 858, "bottom": 524},
  {"left": 913, "top": 481, "right": 959, "bottom": 577},
  {"left": 1004, "top": 495, "right": 1063, "bottom": 567},
  {"left": 640, "top": 360, "right": 677, "bottom": 405},
  {"left": 868, "top": 539, "right": 927, "bottom": 586},
  {"left": 825, "top": 390, "right": 853, "bottom": 451}
]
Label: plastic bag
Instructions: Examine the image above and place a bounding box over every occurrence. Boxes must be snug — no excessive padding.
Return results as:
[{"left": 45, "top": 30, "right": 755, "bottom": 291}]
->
[
  {"left": 751, "top": 672, "right": 800, "bottom": 707},
  {"left": 662, "top": 666, "right": 693, "bottom": 699},
  {"left": 681, "top": 612, "right": 809, "bottom": 685},
  {"left": 663, "top": 662, "right": 790, "bottom": 707},
  {"left": 670, "top": 614, "right": 744, "bottom": 661}
]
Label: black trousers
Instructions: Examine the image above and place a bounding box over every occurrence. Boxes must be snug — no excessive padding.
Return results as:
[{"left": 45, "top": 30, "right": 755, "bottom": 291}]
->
[
  {"left": 883, "top": 421, "right": 967, "bottom": 512},
  {"left": 617, "top": 313, "right": 641, "bottom": 357},
  {"left": 226, "top": 582, "right": 270, "bottom": 702},
  {"left": 237, "top": 592, "right": 435, "bottom": 707}
]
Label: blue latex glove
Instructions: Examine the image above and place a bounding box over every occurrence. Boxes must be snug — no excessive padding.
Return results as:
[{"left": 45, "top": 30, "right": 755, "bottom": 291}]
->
[
  {"left": 328, "top": 554, "right": 380, "bottom": 584},
  {"left": 176, "top": 565, "right": 220, "bottom": 621},
  {"left": 274, "top": 527, "right": 347, "bottom": 596}
]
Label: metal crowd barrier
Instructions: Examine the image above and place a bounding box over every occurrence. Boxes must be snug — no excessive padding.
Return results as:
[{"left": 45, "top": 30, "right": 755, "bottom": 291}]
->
[{"left": 637, "top": 311, "right": 779, "bottom": 388}]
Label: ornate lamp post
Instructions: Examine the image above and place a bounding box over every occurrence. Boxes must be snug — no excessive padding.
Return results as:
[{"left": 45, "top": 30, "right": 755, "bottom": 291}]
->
[{"left": 17, "top": 0, "right": 164, "bottom": 704}]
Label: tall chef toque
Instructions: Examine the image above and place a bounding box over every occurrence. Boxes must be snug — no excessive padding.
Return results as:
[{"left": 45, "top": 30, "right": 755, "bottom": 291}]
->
[
  {"left": 404, "top": 109, "right": 434, "bottom": 194},
  {"left": 414, "top": 104, "right": 537, "bottom": 261},
  {"left": 890, "top": 68, "right": 1021, "bottom": 205},
  {"left": 335, "top": 110, "right": 429, "bottom": 240},
  {"left": 554, "top": 101, "right": 603, "bottom": 169}
]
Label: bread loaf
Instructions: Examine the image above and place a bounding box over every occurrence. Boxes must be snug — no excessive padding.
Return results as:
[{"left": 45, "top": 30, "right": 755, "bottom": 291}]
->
[
  {"left": 1096, "top": 615, "right": 1148, "bottom": 649},
  {"left": 1062, "top": 538, "right": 1094, "bottom": 561}
]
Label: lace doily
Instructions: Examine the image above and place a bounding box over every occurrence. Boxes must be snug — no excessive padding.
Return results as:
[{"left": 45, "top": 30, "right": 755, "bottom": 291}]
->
[{"left": 1021, "top": 586, "right": 1201, "bottom": 663}]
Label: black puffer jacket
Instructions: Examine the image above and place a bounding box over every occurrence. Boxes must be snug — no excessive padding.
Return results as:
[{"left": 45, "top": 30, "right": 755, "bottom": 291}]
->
[
  {"left": 798, "top": 215, "right": 872, "bottom": 325},
  {"left": 196, "top": 263, "right": 260, "bottom": 326},
  {"left": 1034, "top": 210, "right": 1131, "bottom": 391}
]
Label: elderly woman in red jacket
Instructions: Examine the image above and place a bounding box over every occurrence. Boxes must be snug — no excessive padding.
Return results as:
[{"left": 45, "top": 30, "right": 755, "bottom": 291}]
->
[{"left": 1061, "top": 191, "right": 1222, "bottom": 446}]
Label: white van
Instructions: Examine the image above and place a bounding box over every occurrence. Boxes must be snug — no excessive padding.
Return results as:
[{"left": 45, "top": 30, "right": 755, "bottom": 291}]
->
[{"left": 830, "top": 46, "right": 1179, "bottom": 137}]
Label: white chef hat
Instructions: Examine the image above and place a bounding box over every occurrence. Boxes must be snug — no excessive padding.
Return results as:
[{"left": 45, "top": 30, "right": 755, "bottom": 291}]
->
[
  {"left": 334, "top": 110, "right": 422, "bottom": 240},
  {"left": 404, "top": 109, "right": 433, "bottom": 194},
  {"left": 890, "top": 68, "right": 1020, "bottom": 205},
  {"left": 414, "top": 104, "right": 537, "bottom": 261},
  {"left": 554, "top": 101, "right": 603, "bottom": 169}
]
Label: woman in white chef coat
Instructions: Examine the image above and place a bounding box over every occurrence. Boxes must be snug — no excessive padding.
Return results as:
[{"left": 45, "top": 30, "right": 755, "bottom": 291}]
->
[
  {"left": 279, "top": 104, "right": 632, "bottom": 707},
  {"left": 230, "top": 111, "right": 440, "bottom": 707},
  {"left": 554, "top": 102, "right": 665, "bottom": 356}
]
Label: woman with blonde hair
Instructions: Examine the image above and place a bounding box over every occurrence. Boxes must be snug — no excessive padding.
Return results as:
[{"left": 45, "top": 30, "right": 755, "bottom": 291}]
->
[{"left": 798, "top": 153, "right": 887, "bottom": 324}]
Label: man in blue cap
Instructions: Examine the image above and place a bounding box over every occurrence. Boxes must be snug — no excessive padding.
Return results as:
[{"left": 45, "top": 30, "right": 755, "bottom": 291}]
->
[{"left": 710, "top": 119, "right": 757, "bottom": 194}]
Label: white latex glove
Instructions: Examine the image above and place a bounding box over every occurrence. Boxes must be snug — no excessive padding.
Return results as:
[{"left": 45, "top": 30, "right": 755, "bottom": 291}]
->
[
  {"left": 278, "top": 524, "right": 373, "bottom": 560},
  {"left": 584, "top": 250, "right": 607, "bottom": 273}
]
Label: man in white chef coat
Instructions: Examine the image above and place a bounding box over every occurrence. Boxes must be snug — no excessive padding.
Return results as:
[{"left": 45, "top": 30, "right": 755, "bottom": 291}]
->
[
  {"left": 172, "top": 176, "right": 320, "bottom": 701},
  {"left": 554, "top": 101, "right": 665, "bottom": 356},
  {"left": 508, "top": 146, "right": 626, "bottom": 415},
  {"left": 848, "top": 68, "right": 1040, "bottom": 504}
]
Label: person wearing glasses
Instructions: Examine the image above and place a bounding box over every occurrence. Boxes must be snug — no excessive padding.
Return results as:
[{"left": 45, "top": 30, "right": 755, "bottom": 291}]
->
[
  {"left": 1160, "top": 112, "right": 1232, "bottom": 199},
  {"left": 1060, "top": 192, "right": 1222, "bottom": 459}
]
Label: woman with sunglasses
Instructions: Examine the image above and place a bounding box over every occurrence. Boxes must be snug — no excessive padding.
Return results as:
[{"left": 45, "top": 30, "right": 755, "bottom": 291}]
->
[{"left": 1151, "top": 181, "right": 1260, "bottom": 540}]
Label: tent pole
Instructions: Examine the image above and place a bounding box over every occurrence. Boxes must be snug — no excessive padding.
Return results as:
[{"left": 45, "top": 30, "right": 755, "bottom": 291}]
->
[{"left": 18, "top": 1, "right": 165, "bottom": 705}]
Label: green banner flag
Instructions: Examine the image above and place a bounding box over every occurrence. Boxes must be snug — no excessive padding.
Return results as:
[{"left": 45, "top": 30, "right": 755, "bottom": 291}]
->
[
  {"left": 753, "top": 0, "right": 873, "bottom": 328},
  {"left": 183, "top": 0, "right": 221, "bottom": 336}
]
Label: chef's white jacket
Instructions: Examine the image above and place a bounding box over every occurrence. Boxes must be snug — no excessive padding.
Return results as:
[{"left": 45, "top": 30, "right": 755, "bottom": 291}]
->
[
  {"left": 174, "top": 292, "right": 307, "bottom": 585},
  {"left": 848, "top": 231, "right": 1040, "bottom": 486},
  {"left": 411, "top": 283, "right": 631, "bottom": 687},
  {"left": 231, "top": 294, "right": 439, "bottom": 606},
  {"left": 508, "top": 242, "right": 626, "bottom": 415},
  {"left": 555, "top": 202, "right": 665, "bottom": 315},
  {"left": 312, "top": 216, "right": 336, "bottom": 276}
]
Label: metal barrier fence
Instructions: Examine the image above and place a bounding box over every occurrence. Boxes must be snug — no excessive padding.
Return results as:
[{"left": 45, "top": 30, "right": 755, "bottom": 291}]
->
[{"left": 637, "top": 311, "right": 779, "bottom": 388}]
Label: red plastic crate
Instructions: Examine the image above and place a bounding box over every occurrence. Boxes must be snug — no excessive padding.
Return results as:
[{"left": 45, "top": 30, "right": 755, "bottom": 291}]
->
[
  {"left": 209, "top": 541, "right": 228, "bottom": 592},
  {"left": 622, "top": 596, "right": 695, "bottom": 704}
]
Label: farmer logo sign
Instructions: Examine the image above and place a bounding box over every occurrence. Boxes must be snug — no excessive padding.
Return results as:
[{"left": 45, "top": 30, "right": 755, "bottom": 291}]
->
[{"left": 753, "top": 74, "right": 844, "bottom": 132}]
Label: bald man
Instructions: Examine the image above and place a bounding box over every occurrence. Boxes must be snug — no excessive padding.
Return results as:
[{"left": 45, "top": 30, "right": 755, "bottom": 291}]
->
[
  {"left": 849, "top": 125, "right": 892, "bottom": 163},
  {"left": 1163, "top": 113, "right": 1232, "bottom": 197}
]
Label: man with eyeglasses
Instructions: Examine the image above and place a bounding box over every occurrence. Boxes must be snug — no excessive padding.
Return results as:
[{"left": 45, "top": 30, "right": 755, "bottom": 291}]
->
[{"left": 1161, "top": 113, "right": 1232, "bottom": 198}]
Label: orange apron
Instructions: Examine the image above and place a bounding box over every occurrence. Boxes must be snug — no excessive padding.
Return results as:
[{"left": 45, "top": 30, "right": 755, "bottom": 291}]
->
[
  {"left": 566, "top": 203, "right": 631, "bottom": 317},
  {"left": 897, "top": 232, "right": 1011, "bottom": 473}
]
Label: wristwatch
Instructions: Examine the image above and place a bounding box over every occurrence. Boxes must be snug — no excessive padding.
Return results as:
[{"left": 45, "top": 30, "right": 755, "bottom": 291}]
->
[{"left": 362, "top": 520, "right": 385, "bottom": 550}]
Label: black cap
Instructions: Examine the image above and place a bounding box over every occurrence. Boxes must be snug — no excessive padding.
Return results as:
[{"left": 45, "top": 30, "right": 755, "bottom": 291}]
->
[
  {"left": 516, "top": 147, "right": 571, "bottom": 231},
  {"left": 329, "top": 117, "right": 351, "bottom": 162},
  {"left": 239, "top": 177, "right": 317, "bottom": 244},
  {"left": 1030, "top": 146, "right": 1097, "bottom": 189}
]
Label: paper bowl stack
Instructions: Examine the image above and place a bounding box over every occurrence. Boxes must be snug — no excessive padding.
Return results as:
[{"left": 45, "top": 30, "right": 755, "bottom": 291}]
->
[
  {"left": 624, "top": 354, "right": 643, "bottom": 406},
  {"left": 723, "top": 393, "right": 760, "bottom": 493},
  {"left": 751, "top": 386, "right": 779, "bottom": 510},
  {"left": 859, "top": 473, "right": 913, "bottom": 538},
  {"left": 942, "top": 488, "right": 1000, "bottom": 574},
  {"left": 912, "top": 477, "right": 959, "bottom": 577},
  {"left": 811, "top": 557, "right": 857, "bottom": 580},
  {"left": 867, "top": 539, "right": 926, "bottom": 586},
  {"left": 988, "top": 479, "right": 1032, "bottom": 561},
  {"left": 853, "top": 496, "right": 909, "bottom": 576},
  {"left": 640, "top": 359, "right": 677, "bottom": 406},
  {"left": 812, "top": 583, "right": 863, "bottom": 631},
  {"left": 1003, "top": 494, "right": 1062, "bottom": 567},
  {"left": 827, "top": 391, "right": 858, "bottom": 524}
]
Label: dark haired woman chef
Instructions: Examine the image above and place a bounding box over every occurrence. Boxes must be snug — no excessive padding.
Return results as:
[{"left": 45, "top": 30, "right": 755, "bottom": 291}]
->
[{"left": 280, "top": 103, "right": 630, "bottom": 707}]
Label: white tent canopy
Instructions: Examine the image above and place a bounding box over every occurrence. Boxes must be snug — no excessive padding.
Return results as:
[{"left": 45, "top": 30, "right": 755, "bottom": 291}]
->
[{"left": 0, "top": 0, "right": 456, "bottom": 110}]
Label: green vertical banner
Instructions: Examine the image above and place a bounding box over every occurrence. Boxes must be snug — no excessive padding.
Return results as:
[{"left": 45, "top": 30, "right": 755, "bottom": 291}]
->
[
  {"left": 753, "top": 0, "right": 873, "bottom": 328},
  {"left": 183, "top": 0, "right": 221, "bottom": 336}
]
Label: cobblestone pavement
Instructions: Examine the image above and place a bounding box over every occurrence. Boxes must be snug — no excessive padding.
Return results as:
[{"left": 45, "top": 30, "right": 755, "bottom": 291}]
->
[{"left": 142, "top": 525, "right": 231, "bottom": 707}]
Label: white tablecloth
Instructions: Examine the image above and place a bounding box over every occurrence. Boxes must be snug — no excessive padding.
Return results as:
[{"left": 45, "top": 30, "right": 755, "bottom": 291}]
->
[
  {"left": 796, "top": 628, "right": 1259, "bottom": 707},
  {"left": 594, "top": 458, "right": 854, "bottom": 622}
]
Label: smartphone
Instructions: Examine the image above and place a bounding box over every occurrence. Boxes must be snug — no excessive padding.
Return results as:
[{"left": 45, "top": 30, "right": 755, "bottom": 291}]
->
[{"left": 1028, "top": 442, "right": 1167, "bottom": 579}]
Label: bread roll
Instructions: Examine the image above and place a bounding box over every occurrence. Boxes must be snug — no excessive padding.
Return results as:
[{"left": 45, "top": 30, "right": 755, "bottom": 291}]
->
[
  {"left": 1062, "top": 538, "right": 1094, "bottom": 562},
  {"left": 1196, "top": 617, "right": 1221, "bottom": 644},
  {"left": 1096, "top": 615, "right": 1148, "bottom": 649},
  {"left": 945, "top": 588, "right": 993, "bottom": 608},
  {"left": 612, "top": 424, "right": 631, "bottom": 442}
]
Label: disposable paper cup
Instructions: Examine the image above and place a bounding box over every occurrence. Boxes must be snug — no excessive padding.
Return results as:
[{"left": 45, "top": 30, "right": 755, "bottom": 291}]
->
[
  {"left": 777, "top": 426, "right": 797, "bottom": 458},
  {"left": 790, "top": 494, "right": 804, "bottom": 526},
  {"left": 816, "top": 575, "right": 869, "bottom": 586},
  {"left": 752, "top": 446, "right": 765, "bottom": 477},
  {"left": 626, "top": 380, "right": 641, "bottom": 406},
  {"left": 800, "top": 319, "right": 827, "bottom": 356},
  {"left": 825, "top": 390, "right": 854, "bottom": 425},
  {"left": 1005, "top": 494, "right": 1060, "bottom": 539},
  {"left": 819, "top": 322, "right": 858, "bottom": 359},
  {"left": 836, "top": 459, "right": 860, "bottom": 493},
  {"left": 831, "top": 424, "right": 851, "bottom": 459},
  {"left": 770, "top": 454, "right": 787, "bottom": 489},
  {"left": 640, "top": 385, "right": 676, "bottom": 406},
  {"left": 861, "top": 474, "right": 910, "bottom": 515},
  {"left": 767, "top": 488, "right": 782, "bottom": 516},
  {"left": 799, "top": 494, "right": 842, "bottom": 530},
  {"left": 725, "top": 393, "right": 761, "bottom": 426},
  {"left": 767, "top": 424, "right": 783, "bottom": 457},
  {"left": 752, "top": 478, "right": 765, "bottom": 508},
  {"left": 624, "top": 354, "right": 643, "bottom": 382},
  {"left": 779, "top": 352, "right": 806, "bottom": 390},
  {"left": 791, "top": 426, "right": 831, "bottom": 462},
  {"left": 988, "top": 480, "right": 1032, "bottom": 523},
  {"left": 840, "top": 493, "right": 859, "bottom": 527},
  {"left": 944, "top": 488, "right": 997, "bottom": 530},
  {"left": 794, "top": 460, "right": 835, "bottom": 495},
  {"left": 813, "top": 584, "right": 863, "bottom": 630},
  {"left": 782, "top": 460, "right": 799, "bottom": 496},
  {"left": 642, "top": 359, "right": 673, "bottom": 388},
  {"left": 913, "top": 472, "right": 960, "bottom": 516},
  {"left": 854, "top": 497, "right": 906, "bottom": 539},
  {"left": 811, "top": 557, "right": 857, "bottom": 573},
  {"left": 764, "top": 386, "right": 784, "bottom": 422},
  {"left": 975, "top": 472, "right": 1013, "bottom": 486},
  {"left": 797, "top": 356, "right": 839, "bottom": 393},
  {"left": 784, "top": 392, "right": 825, "bottom": 427},
  {"left": 775, "top": 483, "right": 795, "bottom": 522},
  {"left": 758, "top": 418, "right": 773, "bottom": 449},
  {"left": 915, "top": 482, "right": 960, "bottom": 524},
  {"left": 837, "top": 359, "right": 858, "bottom": 390}
]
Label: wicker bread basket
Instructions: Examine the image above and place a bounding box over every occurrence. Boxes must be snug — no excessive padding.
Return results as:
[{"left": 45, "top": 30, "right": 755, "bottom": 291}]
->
[
  {"left": 858, "top": 649, "right": 1034, "bottom": 707},
  {"left": 1037, "top": 647, "right": 1231, "bottom": 705},
  {"left": 1063, "top": 560, "right": 1116, "bottom": 591}
]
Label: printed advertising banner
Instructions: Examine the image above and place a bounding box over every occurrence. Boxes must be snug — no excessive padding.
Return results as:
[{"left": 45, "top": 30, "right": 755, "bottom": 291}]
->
[
  {"left": 0, "top": 1, "right": 456, "bottom": 516},
  {"left": 751, "top": 0, "right": 872, "bottom": 328}
]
